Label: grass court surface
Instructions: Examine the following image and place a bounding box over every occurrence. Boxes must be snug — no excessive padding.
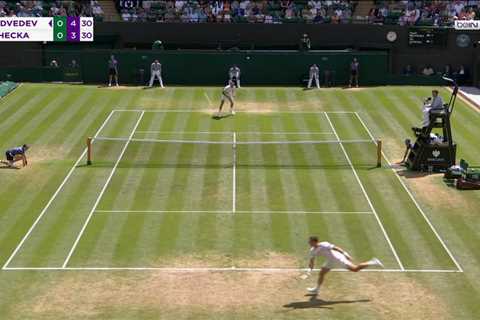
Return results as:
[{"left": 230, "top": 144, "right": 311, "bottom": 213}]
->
[{"left": 0, "top": 84, "right": 479, "bottom": 319}]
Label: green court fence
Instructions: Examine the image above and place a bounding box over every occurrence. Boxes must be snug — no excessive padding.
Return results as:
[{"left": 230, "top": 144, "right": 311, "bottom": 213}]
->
[{"left": 0, "top": 49, "right": 444, "bottom": 86}]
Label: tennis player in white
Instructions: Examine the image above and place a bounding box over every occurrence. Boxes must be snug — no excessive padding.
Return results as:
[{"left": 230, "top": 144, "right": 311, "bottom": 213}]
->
[
  {"left": 307, "top": 64, "right": 320, "bottom": 89},
  {"left": 217, "top": 79, "right": 236, "bottom": 115},
  {"left": 148, "top": 59, "right": 164, "bottom": 88},
  {"left": 306, "top": 236, "right": 384, "bottom": 294}
]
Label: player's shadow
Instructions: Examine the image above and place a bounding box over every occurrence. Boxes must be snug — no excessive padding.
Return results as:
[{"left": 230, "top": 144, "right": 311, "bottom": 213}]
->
[
  {"left": 212, "top": 113, "right": 234, "bottom": 120},
  {"left": 283, "top": 295, "right": 370, "bottom": 310}
]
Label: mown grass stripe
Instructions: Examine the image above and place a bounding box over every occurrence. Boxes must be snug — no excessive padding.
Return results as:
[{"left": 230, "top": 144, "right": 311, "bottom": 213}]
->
[
  {"left": 0, "top": 85, "right": 44, "bottom": 125},
  {"left": 7, "top": 90, "right": 141, "bottom": 263},
  {"left": 173, "top": 118, "right": 224, "bottom": 253},
  {"left": 237, "top": 114, "right": 274, "bottom": 254},
  {"left": 334, "top": 112, "right": 440, "bottom": 267},
  {"left": 1, "top": 88, "right": 74, "bottom": 146},
  {"left": 351, "top": 111, "right": 457, "bottom": 268},
  {"left": 54, "top": 92, "right": 110, "bottom": 159},
  {"left": 9, "top": 111, "right": 141, "bottom": 267},
  {"left": 117, "top": 113, "right": 173, "bottom": 266},
  {"left": 0, "top": 91, "right": 125, "bottom": 266},
  {"left": 0, "top": 87, "right": 57, "bottom": 142},
  {"left": 152, "top": 113, "right": 199, "bottom": 256},
  {"left": 81, "top": 117, "right": 180, "bottom": 266},
  {"left": 22, "top": 88, "right": 90, "bottom": 145},
  {"left": 2, "top": 92, "right": 119, "bottom": 264},
  {"left": 104, "top": 114, "right": 158, "bottom": 266},
  {"left": 323, "top": 113, "right": 392, "bottom": 263},
  {"left": 257, "top": 120, "right": 292, "bottom": 251},
  {"left": 269, "top": 113, "right": 308, "bottom": 255},
  {"left": 353, "top": 90, "right": 412, "bottom": 159}
]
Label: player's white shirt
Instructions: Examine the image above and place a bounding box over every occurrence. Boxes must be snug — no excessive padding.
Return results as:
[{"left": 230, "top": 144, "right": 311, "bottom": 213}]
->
[
  {"left": 309, "top": 241, "right": 336, "bottom": 260},
  {"left": 223, "top": 84, "right": 235, "bottom": 97},
  {"left": 310, "top": 241, "right": 352, "bottom": 269},
  {"left": 151, "top": 62, "right": 162, "bottom": 72},
  {"left": 309, "top": 66, "right": 319, "bottom": 77},
  {"left": 229, "top": 67, "right": 240, "bottom": 77}
]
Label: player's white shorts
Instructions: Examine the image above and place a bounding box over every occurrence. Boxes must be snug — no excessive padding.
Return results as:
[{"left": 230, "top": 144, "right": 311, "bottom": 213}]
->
[
  {"left": 322, "top": 250, "right": 354, "bottom": 269},
  {"left": 221, "top": 93, "right": 234, "bottom": 103}
]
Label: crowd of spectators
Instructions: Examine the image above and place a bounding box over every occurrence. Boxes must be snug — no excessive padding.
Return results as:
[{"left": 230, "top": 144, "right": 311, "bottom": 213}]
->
[
  {"left": 0, "top": 1, "right": 104, "bottom": 20},
  {"left": 117, "top": 0, "right": 480, "bottom": 25},
  {"left": 117, "top": 0, "right": 355, "bottom": 23},
  {"left": 369, "top": 1, "right": 479, "bottom": 26},
  {"left": 1, "top": 1, "right": 478, "bottom": 26},
  {"left": 403, "top": 64, "right": 468, "bottom": 83}
]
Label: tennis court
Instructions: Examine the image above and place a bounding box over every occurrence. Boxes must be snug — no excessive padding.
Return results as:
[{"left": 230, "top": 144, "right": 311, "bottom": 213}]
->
[{"left": 3, "top": 109, "right": 460, "bottom": 272}]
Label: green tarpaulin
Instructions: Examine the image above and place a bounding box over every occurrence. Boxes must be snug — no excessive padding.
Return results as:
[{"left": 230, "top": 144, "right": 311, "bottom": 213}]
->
[{"left": 0, "top": 81, "right": 18, "bottom": 98}]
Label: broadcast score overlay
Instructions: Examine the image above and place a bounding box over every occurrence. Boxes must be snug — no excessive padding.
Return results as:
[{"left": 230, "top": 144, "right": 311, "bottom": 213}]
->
[{"left": 0, "top": 17, "right": 94, "bottom": 42}]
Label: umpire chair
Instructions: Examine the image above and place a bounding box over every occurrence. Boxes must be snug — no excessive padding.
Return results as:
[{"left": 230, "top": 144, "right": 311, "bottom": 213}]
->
[{"left": 406, "top": 77, "right": 458, "bottom": 172}]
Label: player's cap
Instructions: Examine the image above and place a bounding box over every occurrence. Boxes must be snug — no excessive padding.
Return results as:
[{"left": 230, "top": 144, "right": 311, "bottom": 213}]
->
[{"left": 22, "top": 144, "right": 30, "bottom": 151}]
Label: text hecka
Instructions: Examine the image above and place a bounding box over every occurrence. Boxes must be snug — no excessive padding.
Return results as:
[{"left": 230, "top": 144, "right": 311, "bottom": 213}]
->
[{"left": 0, "top": 32, "right": 29, "bottom": 39}]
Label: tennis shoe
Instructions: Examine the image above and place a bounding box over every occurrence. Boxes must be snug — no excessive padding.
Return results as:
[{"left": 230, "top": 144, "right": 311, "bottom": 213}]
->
[
  {"left": 307, "top": 286, "right": 319, "bottom": 294},
  {"left": 370, "top": 258, "right": 384, "bottom": 268}
]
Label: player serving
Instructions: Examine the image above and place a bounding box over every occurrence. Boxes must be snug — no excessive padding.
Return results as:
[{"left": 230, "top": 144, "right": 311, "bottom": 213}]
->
[
  {"left": 216, "top": 79, "right": 236, "bottom": 116},
  {"left": 1, "top": 144, "right": 29, "bottom": 169},
  {"left": 305, "top": 236, "right": 384, "bottom": 294}
]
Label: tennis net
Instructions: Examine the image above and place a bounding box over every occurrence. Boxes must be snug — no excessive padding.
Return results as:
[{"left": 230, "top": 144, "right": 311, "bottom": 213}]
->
[{"left": 85, "top": 134, "right": 383, "bottom": 169}]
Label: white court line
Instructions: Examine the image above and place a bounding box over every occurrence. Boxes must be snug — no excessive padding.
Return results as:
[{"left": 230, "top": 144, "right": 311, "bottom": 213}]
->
[
  {"left": 204, "top": 92, "right": 213, "bottom": 108},
  {"left": 62, "top": 111, "right": 145, "bottom": 268},
  {"left": 354, "top": 112, "right": 464, "bottom": 273},
  {"left": 94, "top": 210, "right": 373, "bottom": 215},
  {"left": 2, "top": 266, "right": 461, "bottom": 273},
  {"left": 135, "top": 131, "right": 335, "bottom": 135},
  {"left": 114, "top": 109, "right": 357, "bottom": 114},
  {"left": 1, "top": 110, "right": 116, "bottom": 270},
  {"left": 324, "top": 112, "right": 405, "bottom": 271},
  {"left": 232, "top": 132, "right": 237, "bottom": 213}
]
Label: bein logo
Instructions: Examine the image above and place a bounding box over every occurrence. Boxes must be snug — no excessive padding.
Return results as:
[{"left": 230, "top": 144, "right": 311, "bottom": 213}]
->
[{"left": 455, "top": 20, "right": 480, "bottom": 30}]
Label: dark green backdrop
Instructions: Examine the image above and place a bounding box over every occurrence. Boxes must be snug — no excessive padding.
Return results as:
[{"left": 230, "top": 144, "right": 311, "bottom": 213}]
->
[
  {"left": 0, "top": 49, "right": 444, "bottom": 86},
  {"left": 0, "top": 49, "right": 392, "bottom": 86}
]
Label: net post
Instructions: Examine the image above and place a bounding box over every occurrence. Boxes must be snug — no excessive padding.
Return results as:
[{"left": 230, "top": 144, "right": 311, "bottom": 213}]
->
[
  {"left": 86, "top": 137, "right": 92, "bottom": 165},
  {"left": 376, "top": 139, "right": 382, "bottom": 167}
]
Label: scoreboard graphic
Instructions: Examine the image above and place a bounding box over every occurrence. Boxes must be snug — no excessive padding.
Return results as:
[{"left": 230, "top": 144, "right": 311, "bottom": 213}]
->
[{"left": 0, "top": 17, "right": 94, "bottom": 42}]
